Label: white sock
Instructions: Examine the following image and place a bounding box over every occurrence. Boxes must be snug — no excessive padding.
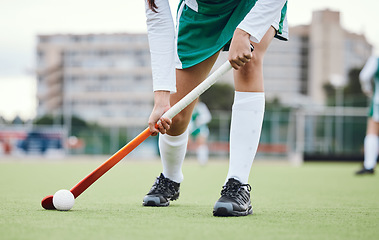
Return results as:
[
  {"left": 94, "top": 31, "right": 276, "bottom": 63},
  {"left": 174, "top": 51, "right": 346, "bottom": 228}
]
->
[
  {"left": 226, "top": 91, "right": 265, "bottom": 184},
  {"left": 159, "top": 129, "right": 189, "bottom": 183},
  {"left": 197, "top": 144, "right": 209, "bottom": 165},
  {"left": 364, "top": 134, "right": 378, "bottom": 169}
]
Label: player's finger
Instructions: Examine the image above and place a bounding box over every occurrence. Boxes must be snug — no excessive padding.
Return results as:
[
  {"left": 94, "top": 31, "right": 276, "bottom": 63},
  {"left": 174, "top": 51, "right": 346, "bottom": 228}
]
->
[
  {"left": 148, "top": 122, "right": 159, "bottom": 136},
  {"left": 229, "top": 59, "right": 243, "bottom": 70},
  {"left": 157, "top": 122, "right": 167, "bottom": 134},
  {"left": 239, "top": 57, "right": 250, "bottom": 63},
  {"left": 160, "top": 118, "right": 171, "bottom": 130},
  {"left": 244, "top": 52, "right": 252, "bottom": 60}
]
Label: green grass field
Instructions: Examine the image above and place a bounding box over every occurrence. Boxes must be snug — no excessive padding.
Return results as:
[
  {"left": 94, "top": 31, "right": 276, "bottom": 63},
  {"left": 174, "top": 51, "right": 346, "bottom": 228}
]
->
[{"left": 0, "top": 158, "right": 378, "bottom": 240}]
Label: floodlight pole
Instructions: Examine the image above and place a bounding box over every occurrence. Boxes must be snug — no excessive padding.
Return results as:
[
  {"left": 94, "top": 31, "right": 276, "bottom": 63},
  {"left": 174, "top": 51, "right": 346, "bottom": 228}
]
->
[
  {"left": 63, "top": 53, "right": 72, "bottom": 155},
  {"left": 329, "top": 74, "right": 346, "bottom": 153}
]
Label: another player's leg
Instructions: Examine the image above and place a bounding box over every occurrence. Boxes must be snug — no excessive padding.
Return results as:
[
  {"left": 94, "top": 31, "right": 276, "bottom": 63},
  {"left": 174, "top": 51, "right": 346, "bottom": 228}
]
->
[
  {"left": 196, "top": 134, "right": 209, "bottom": 166},
  {"left": 144, "top": 53, "right": 220, "bottom": 206},
  {"left": 213, "top": 27, "right": 276, "bottom": 216},
  {"left": 356, "top": 118, "right": 379, "bottom": 175}
]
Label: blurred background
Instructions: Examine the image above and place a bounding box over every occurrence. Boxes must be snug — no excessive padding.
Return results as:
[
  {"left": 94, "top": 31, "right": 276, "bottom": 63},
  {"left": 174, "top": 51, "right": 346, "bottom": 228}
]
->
[{"left": 0, "top": 0, "right": 378, "bottom": 163}]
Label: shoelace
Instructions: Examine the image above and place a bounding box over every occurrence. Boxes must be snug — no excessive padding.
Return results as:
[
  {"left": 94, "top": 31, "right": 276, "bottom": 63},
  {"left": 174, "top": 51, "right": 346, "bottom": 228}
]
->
[
  {"left": 150, "top": 176, "right": 177, "bottom": 195},
  {"left": 221, "top": 181, "right": 251, "bottom": 205}
]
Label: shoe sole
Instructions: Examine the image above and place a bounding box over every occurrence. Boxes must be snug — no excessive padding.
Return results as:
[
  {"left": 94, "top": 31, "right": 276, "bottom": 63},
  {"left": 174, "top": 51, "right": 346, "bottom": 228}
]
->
[
  {"left": 142, "top": 193, "right": 179, "bottom": 207},
  {"left": 142, "top": 196, "right": 169, "bottom": 207},
  {"left": 213, "top": 202, "right": 253, "bottom": 217},
  {"left": 355, "top": 172, "right": 374, "bottom": 175}
]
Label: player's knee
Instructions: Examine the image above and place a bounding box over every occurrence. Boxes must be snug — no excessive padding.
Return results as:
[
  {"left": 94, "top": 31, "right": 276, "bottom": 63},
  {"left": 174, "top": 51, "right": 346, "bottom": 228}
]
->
[
  {"left": 239, "top": 55, "right": 262, "bottom": 76},
  {"left": 250, "top": 50, "right": 264, "bottom": 66},
  {"left": 171, "top": 112, "right": 188, "bottom": 128}
]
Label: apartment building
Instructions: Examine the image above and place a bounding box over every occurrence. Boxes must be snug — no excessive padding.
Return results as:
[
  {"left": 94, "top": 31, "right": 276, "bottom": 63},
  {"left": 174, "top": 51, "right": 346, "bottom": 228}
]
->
[
  {"left": 35, "top": 9, "right": 373, "bottom": 128},
  {"left": 263, "top": 9, "right": 372, "bottom": 106},
  {"left": 36, "top": 33, "right": 152, "bottom": 127}
]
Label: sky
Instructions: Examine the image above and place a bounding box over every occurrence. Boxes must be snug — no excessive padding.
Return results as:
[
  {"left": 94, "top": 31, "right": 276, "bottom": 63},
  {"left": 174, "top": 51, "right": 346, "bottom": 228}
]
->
[{"left": 1, "top": 0, "right": 378, "bottom": 121}]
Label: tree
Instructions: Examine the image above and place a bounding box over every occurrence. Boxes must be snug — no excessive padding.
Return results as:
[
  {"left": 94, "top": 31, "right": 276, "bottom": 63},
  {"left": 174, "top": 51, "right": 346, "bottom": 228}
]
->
[
  {"left": 323, "top": 67, "right": 368, "bottom": 107},
  {"left": 12, "top": 115, "right": 23, "bottom": 125},
  {"left": 34, "top": 115, "right": 89, "bottom": 128},
  {"left": 33, "top": 114, "right": 92, "bottom": 138},
  {"left": 0, "top": 116, "right": 8, "bottom": 124},
  {"left": 201, "top": 83, "right": 235, "bottom": 111},
  {"left": 344, "top": 68, "right": 369, "bottom": 107}
]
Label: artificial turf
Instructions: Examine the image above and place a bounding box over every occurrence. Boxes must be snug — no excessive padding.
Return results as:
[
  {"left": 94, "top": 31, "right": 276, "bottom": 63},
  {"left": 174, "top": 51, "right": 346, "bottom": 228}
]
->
[{"left": 0, "top": 158, "right": 378, "bottom": 240}]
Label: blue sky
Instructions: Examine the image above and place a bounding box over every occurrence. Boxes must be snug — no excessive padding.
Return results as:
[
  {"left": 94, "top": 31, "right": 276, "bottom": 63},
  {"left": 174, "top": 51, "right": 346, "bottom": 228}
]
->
[{"left": 1, "top": 0, "right": 378, "bottom": 120}]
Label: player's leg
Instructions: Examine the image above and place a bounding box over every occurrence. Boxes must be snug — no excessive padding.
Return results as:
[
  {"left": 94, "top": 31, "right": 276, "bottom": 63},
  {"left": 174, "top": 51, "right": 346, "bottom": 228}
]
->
[
  {"left": 213, "top": 27, "right": 276, "bottom": 217},
  {"left": 356, "top": 91, "right": 379, "bottom": 175},
  {"left": 143, "top": 52, "right": 220, "bottom": 207},
  {"left": 226, "top": 27, "right": 275, "bottom": 182},
  {"left": 196, "top": 132, "right": 209, "bottom": 165},
  {"left": 356, "top": 118, "right": 379, "bottom": 174}
]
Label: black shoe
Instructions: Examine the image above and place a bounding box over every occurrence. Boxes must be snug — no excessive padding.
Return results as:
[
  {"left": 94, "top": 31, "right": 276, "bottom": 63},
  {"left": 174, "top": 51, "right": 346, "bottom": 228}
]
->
[
  {"left": 143, "top": 173, "right": 180, "bottom": 207},
  {"left": 355, "top": 167, "right": 375, "bottom": 175},
  {"left": 213, "top": 178, "right": 253, "bottom": 217}
]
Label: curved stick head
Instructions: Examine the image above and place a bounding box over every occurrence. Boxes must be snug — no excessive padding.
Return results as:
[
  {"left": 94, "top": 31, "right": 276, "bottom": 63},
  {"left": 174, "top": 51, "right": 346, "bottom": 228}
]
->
[{"left": 41, "top": 195, "right": 56, "bottom": 210}]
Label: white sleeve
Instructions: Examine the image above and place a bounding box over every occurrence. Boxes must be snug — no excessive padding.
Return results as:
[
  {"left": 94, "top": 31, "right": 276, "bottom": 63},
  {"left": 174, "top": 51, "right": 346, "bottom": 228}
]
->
[
  {"left": 237, "top": 0, "right": 287, "bottom": 43},
  {"left": 360, "top": 56, "right": 377, "bottom": 83},
  {"left": 145, "top": 0, "right": 176, "bottom": 93}
]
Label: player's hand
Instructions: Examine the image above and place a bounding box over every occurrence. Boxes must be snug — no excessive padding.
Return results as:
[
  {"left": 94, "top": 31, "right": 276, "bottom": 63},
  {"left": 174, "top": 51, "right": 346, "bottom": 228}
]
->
[
  {"left": 228, "top": 28, "right": 252, "bottom": 70},
  {"left": 361, "top": 82, "right": 373, "bottom": 98},
  {"left": 363, "top": 90, "right": 373, "bottom": 98},
  {"left": 148, "top": 91, "right": 172, "bottom": 136}
]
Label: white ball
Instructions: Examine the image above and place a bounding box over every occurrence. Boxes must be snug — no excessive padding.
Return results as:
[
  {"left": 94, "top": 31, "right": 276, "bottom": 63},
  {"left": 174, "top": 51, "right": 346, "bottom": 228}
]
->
[{"left": 53, "top": 189, "right": 75, "bottom": 211}]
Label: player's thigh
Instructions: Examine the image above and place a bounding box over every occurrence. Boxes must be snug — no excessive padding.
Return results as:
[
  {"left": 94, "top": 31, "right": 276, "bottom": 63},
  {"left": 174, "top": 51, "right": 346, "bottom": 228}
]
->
[
  {"left": 366, "top": 118, "right": 379, "bottom": 135},
  {"left": 168, "top": 52, "right": 220, "bottom": 134},
  {"left": 367, "top": 97, "right": 379, "bottom": 135},
  {"left": 252, "top": 26, "right": 276, "bottom": 60},
  {"left": 173, "top": 52, "right": 220, "bottom": 102},
  {"left": 234, "top": 26, "right": 276, "bottom": 91}
]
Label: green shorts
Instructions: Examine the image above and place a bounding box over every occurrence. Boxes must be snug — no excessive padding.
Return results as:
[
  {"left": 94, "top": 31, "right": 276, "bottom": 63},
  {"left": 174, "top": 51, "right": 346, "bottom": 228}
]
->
[
  {"left": 190, "top": 125, "right": 210, "bottom": 139},
  {"left": 176, "top": 0, "right": 288, "bottom": 69}
]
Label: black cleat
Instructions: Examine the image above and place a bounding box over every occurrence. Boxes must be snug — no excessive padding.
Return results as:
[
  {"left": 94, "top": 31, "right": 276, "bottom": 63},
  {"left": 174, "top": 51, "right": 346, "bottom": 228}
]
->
[
  {"left": 355, "top": 167, "right": 375, "bottom": 175},
  {"left": 213, "top": 178, "right": 253, "bottom": 217},
  {"left": 143, "top": 173, "right": 180, "bottom": 207}
]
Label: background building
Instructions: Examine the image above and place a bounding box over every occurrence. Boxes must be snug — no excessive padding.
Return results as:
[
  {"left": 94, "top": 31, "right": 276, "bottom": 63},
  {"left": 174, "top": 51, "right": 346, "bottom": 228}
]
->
[
  {"left": 36, "top": 33, "right": 152, "bottom": 129},
  {"left": 36, "top": 9, "right": 373, "bottom": 129},
  {"left": 262, "top": 9, "right": 372, "bottom": 106}
]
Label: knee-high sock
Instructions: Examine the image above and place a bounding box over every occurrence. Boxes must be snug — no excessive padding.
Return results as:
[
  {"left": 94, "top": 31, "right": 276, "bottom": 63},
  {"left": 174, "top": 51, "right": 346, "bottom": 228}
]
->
[
  {"left": 226, "top": 91, "right": 265, "bottom": 184},
  {"left": 364, "top": 134, "right": 378, "bottom": 169},
  {"left": 159, "top": 129, "right": 189, "bottom": 183}
]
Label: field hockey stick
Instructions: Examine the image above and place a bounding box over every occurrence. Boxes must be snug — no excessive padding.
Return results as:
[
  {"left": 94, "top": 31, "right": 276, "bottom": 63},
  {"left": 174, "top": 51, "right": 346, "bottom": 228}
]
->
[{"left": 41, "top": 60, "right": 233, "bottom": 210}]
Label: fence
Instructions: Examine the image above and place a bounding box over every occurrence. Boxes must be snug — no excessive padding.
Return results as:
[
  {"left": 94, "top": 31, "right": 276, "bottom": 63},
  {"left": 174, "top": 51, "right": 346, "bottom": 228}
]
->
[
  {"left": 289, "top": 106, "right": 367, "bottom": 164},
  {"left": 70, "top": 106, "right": 369, "bottom": 162},
  {"left": 0, "top": 106, "right": 368, "bottom": 163}
]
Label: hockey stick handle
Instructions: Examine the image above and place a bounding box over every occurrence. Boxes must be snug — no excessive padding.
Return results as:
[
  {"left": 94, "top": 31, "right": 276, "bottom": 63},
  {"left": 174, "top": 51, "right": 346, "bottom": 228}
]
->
[{"left": 162, "top": 61, "right": 232, "bottom": 119}]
